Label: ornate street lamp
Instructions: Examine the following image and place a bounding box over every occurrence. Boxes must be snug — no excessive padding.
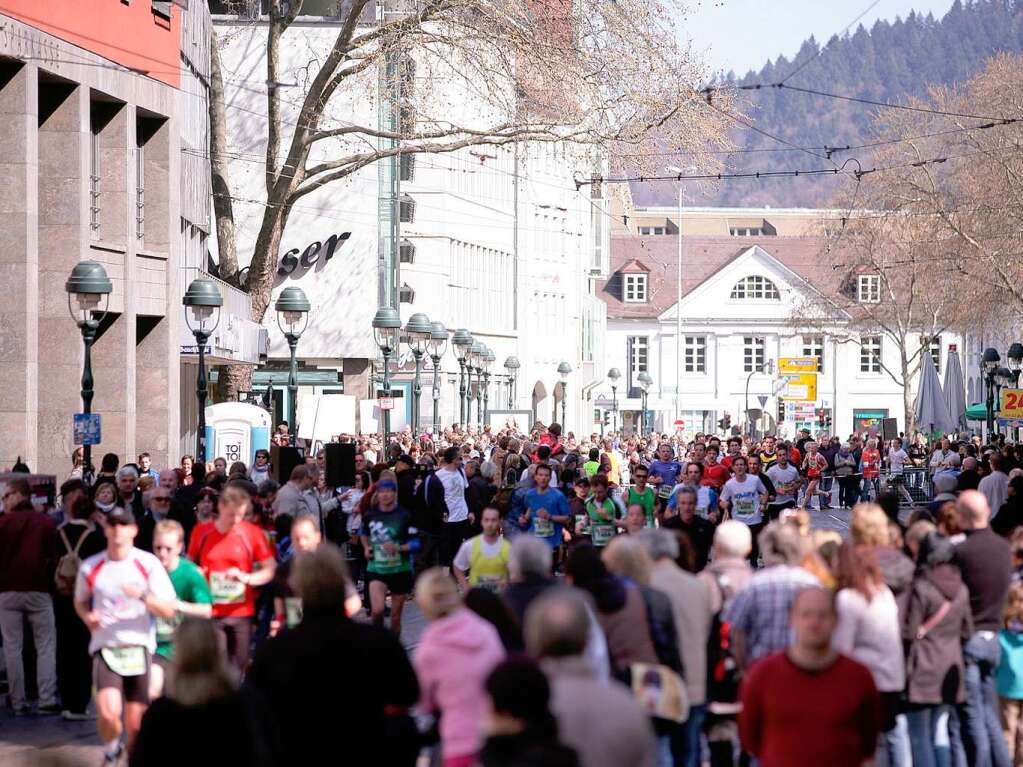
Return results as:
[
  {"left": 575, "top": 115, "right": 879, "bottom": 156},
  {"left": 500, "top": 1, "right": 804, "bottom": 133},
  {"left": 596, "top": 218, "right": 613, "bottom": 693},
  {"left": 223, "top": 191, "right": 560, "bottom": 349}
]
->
[
  {"left": 557, "top": 361, "right": 572, "bottom": 427},
  {"left": 482, "top": 347, "right": 495, "bottom": 424},
  {"left": 183, "top": 277, "right": 223, "bottom": 463},
  {"left": 428, "top": 321, "right": 448, "bottom": 434},
  {"left": 637, "top": 371, "right": 653, "bottom": 437},
  {"left": 275, "top": 286, "right": 310, "bottom": 445},
  {"left": 607, "top": 367, "right": 621, "bottom": 434},
  {"left": 1008, "top": 343, "right": 1023, "bottom": 386},
  {"left": 504, "top": 356, "right": 520, "bottom": 408},
  {"left": 984, "top": 347, "right": 1002, "bottom": 436},
  {"left": 468, "top": 341, "right": 484, "bottom": 427},
  {"left": 404, "top": 312, "right": 432, "bottom": 436},
  {"left": 66, "top": 261, "right": 112, "bottom": 481},
  {"left": 451, "top": 329, "right": 473, "bottom": 426},
  {"left": 372, "top": 306, "right": 401, "bottom": 440}
]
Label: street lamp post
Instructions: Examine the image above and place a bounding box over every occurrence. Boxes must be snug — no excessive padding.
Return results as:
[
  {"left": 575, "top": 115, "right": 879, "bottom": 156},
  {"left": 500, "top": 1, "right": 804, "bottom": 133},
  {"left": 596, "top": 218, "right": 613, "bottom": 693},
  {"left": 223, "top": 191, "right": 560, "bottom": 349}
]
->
[
  {"left": 504, "top": 356, "right": 520, "bottom": 409},
  {"left": 451, "top": 329, "right": 473, "bottom": 426},
  {"left": 468, "top": 341, "right": 484, "bottom": 428},
  {"left": 607, "top": 368, "right": 621, "bottom": 434},
  {"left": 482, "top": 348, "right": 495, "bottom": 425},
  {"left": 557, "top": 361, "right": 572, "bottom": 427},
  {"left": 637, "top": 371, "right": 653, "bottom": 437},
  {"left": 1007, "top": 343, "right": 1023, "bottom": 441},
  {"left": 983, "top": 347, "right": 1001, "bottom": 437},
  {"left": 744, "top": 359, "right": 775, "bottom": 439},
  {"left": 428, "top": 321, "right": 448, "bottom": 434},
  {"left": 372, "top": 307, "right": 402, "bottom": 441},
  {"left": 183, "top": 277, "right": 224, "bottom": 463},
  {"left": 404, "top": 312, "right": 432, "bottom": 436},
  {"left": 66, "top": 261, "right": 113, "bottom": 481},
  {"left": 274, "top": 287, "right": 310, "bottom": 445}
]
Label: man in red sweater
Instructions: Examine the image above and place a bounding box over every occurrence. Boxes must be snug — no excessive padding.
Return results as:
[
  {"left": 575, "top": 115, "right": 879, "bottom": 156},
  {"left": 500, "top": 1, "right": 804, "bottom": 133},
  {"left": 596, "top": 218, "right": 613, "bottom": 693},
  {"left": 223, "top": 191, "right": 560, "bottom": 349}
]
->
[{"left": 739, "top": 587, "right": 880, "bottom": 767}]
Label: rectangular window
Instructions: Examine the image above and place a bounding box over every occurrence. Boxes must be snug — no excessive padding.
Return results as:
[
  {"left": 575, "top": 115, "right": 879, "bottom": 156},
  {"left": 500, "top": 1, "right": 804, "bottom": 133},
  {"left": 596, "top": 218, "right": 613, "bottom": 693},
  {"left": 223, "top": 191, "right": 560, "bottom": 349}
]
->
[
  {"left": 860, "top": 336, "right": 882, "bottom": 374},
  {"left": 639, "top": 226, "right": 666, "bottom": 235},
  {"left": 743, "top": 336, "right": 766, "bottom": 373},
  {"left": 802, "top": 335, "right": 824, "bottom": 374},
  {"left": 629, "top": 336, "right": 648, "bottom": 375},
  {"left": 684, "top": 336, "right": 706, "bottom": 373},
  {"left": 858, "top": 274, "right": 881, "bottom": 303},
  {"left": 135, "top": 131, "right": 145, "bottom": 241},
  {"left": 89, "top": 128, "right": 100, "bottom": 236},
  {"left": 623, "top": 274, "right": 647, "bottom": 302},
  {"left": 729, "top": 227, "right": 762, "bottom": 236},
  {"left": 929, "top": 335, "right": 941, "bottom": 374}
]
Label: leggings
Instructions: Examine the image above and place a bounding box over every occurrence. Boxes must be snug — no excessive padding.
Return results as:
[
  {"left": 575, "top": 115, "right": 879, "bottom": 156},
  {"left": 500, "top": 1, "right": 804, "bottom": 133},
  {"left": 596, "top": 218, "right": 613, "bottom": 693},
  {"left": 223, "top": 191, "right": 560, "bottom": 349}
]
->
[{"left": 215, "top": 617, "right": 252, "bottom": 676}]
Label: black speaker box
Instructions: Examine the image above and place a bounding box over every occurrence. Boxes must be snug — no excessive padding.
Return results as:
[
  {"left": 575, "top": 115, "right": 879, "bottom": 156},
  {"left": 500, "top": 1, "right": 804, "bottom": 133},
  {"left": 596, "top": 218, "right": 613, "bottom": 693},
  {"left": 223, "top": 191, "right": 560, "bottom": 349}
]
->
[
  {"left": 881, "top": 418, "right": 899, "bottom": 442},
  {"left": 271, "top": 445, "right": 304, "bottom": 484},
  {"left": 324, "top": 442, "right": 356, "bottom": 487}
]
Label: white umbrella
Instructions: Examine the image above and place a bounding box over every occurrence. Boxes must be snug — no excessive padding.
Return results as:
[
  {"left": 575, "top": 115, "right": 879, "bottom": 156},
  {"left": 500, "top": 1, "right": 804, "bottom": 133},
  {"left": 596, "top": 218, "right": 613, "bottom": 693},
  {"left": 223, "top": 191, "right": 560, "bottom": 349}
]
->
[
  {"left": 943, "top": 347, "right": 968, "bottom": 431},
  {"left": 915, "top": 352, "right": 956, "bottom": 436}
]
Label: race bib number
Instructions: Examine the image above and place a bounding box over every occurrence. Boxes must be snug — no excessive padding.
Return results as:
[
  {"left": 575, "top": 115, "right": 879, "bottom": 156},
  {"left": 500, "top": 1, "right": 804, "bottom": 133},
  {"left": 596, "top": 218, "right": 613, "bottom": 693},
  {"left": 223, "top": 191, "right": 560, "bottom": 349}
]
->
[
  {"left": 733, "top": 498, "right": 756, "bottom": 519},
  {"left": 155, "top": 615, "right": 180, "bottom": 644},
  {"left": 592, "top": 525, "right": 615, "bottom": 547},
  {"left": 533, "top": 516, "right": 554, "bottom": 538},
  {"left": 476, "top": 575, "right": 503, "bottom": 594},
  {"left": 101, "top": 646, "right": 147, "bottom": 677},
  {"left": 210, "top": 571, "right": 246, "bottom": 605},
  {"left": 373, "top": 544, "right": 401, "bottom": 568},
  {"left": 285, "top": 597, "right": 304, "bottom": 628}
]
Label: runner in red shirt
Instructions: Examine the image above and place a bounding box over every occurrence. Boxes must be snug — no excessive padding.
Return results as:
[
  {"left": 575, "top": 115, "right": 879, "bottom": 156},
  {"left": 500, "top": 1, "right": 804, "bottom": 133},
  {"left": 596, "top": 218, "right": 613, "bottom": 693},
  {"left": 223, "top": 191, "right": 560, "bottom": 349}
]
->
[
  {"left": 187, "top": 484, "right": 275, "bottom": 674},
  {"left": 800, "top": 441, "right": 829, "bottom": 512},
  {"left": 702, "top": 445, "right": 731, "bottom": 491}
]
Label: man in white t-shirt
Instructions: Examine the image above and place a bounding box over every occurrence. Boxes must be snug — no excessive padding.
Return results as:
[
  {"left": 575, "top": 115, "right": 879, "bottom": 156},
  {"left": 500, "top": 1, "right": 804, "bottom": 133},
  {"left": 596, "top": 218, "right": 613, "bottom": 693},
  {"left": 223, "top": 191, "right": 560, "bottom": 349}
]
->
[
  {"left": 886, "top": 439, "right": 914, "bottom": 505},
  {"left": 719, "top": 456, "right": 769, "bottom": 562},
  {"left": 766, "top": 448, "right": 803, "bottom": 521},
  {"left": 453, "top": 507, "right": 510, "bottom": 592},
  {"left": 435, "top": 445, "right": 471, "bottom": 567},
  {"left": 74, "top": 508, "right": 175, "bottom": 764}
]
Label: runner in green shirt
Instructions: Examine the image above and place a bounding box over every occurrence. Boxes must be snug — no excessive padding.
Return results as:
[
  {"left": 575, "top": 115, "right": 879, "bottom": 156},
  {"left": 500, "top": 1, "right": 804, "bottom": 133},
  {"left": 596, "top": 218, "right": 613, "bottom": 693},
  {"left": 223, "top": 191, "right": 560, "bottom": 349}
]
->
[
  {"left": 151, "top": 519, "right": 213, "bottom": 698},
  {"left": 626, "top": 465, "right": 657, "bottom": 527},
  {"left": 585, "top": 475, "right": 620, "bottom": 548}
]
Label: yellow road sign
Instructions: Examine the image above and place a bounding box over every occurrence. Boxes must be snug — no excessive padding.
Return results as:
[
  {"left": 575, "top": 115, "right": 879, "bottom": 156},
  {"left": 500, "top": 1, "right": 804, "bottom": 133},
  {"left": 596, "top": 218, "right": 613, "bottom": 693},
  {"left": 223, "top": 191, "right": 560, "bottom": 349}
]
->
[
  {"left": 781, "top": 373, "right": 817, "bottom": 402},
  {"left": 779, "top": 356, "right": 819, "bottom": 374}
]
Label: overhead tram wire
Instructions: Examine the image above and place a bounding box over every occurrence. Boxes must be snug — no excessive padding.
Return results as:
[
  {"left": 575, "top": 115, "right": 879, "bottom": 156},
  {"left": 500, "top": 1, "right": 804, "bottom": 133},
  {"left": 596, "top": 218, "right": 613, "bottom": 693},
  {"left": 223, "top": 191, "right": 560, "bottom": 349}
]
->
[{"left": 776, "top": 0, "right": 885, "bottom": 85}]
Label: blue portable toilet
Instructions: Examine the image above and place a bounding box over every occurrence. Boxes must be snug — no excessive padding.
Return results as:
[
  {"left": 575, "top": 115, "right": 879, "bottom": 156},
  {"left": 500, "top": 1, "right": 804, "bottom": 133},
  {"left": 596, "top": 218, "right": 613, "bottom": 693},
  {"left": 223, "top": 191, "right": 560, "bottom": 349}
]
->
[{"left": 204, "top": 402, "right": 272, "bottom": 466}]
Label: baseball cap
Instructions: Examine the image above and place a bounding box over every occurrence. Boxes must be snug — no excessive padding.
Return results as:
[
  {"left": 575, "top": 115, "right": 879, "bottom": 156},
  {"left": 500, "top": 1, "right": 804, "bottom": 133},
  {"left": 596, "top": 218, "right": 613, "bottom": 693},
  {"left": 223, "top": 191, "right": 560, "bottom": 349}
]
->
[{"left": 107, "top": 508, "right": 137, "bottom": 526}]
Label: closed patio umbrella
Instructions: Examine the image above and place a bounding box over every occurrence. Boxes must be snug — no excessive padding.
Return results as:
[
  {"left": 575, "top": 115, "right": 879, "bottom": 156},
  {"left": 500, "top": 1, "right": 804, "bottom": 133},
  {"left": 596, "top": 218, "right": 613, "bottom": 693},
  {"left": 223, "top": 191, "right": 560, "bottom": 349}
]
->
[
  {"left": 943, "top": 347, "right": 968, "bottom": 431},
  {"left": 915, "top": 352, "right": 956, "bottom": 436}
]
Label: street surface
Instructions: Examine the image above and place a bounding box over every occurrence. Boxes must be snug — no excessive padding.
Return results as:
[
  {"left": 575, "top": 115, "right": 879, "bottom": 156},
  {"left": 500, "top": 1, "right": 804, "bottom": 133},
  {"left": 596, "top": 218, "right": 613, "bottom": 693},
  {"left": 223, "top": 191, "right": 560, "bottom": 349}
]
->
[{"left": 0, "top": 508, "right": 853, "bottom": 764}]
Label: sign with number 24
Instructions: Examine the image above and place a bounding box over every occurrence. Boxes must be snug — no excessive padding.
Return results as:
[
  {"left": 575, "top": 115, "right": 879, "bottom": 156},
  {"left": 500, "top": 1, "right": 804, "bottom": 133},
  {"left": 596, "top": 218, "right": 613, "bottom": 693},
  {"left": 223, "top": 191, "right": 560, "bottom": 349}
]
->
[{"left": 1002, "top": 389, "right": 1023, "bottom": 418}]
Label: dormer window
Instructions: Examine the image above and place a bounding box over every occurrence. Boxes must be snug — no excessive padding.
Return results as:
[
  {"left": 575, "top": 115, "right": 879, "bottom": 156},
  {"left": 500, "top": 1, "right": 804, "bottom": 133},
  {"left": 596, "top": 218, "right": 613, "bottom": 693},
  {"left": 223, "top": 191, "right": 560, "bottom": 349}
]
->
[
  {"left": 858, "top": 274, "right": 881, "bottom": 303},
  {"left": 623, "top": 273, "right": 648, "bottom": 302},
  {"left": 729, "top": 227, "right": 763, "bottom": 236},
  {"left": 730, "top": 275, "right": 779, "bottom": 300}
]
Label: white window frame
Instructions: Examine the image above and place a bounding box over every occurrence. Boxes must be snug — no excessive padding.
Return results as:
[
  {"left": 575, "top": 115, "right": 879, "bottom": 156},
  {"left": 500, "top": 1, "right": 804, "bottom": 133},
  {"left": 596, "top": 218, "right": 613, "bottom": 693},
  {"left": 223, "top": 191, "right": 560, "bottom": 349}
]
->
[
  {"left": 638, "top": 226, "right": 666, "bottom": 235},
  {"left": 929, "top": 335, "right": 942, "bottom": 374},
  {"left": 802, "top": 335, "right": 824, "bottom": 375},
  {"left": 743, "top": 336, "right": 766, "bottom": 373},
  {"left": 729, "top": 227, "right": 763, "bottom": 237},
  {"left": 623, "top": 273, "right": 648, "bottom": 303},
  {"left": 858, "top": 274, "right": 881, "bottom": 304},
  {"left": 860, "top": 336, "right": 882, "bottom": 374},
  {"left": 684, "top": 336, "right": 707, "bottom": 374},
  {"left": 730, "top": 275, "right": 780, "bottom": 300}
]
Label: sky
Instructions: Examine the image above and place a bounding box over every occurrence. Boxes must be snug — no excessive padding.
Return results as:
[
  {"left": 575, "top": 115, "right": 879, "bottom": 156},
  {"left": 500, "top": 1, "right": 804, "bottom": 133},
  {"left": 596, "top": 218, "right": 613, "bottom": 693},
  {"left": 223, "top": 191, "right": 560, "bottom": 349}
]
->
[{"left": 679, "top": 0, "right": 958, "bottom": 79}]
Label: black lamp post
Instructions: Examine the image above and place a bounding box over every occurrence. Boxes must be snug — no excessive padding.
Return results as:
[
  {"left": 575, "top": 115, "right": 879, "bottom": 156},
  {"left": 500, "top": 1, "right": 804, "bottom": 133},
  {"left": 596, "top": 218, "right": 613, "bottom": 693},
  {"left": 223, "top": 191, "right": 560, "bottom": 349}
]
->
[
  {"left": 482, "top": 348, "right": 495, "bottom": 424},
  {"left": 183, "top": 277, "right": 223, "bottom": 463},
  {"left": 468, "top": 341, "right": 484, "bottom": 427},
  {"left": 983, "top": 347, "right": 1001, "bottom": 437},
  {"left": 607, "top": 367, "right": 621, "bottom": 434},
  {"left": 66, "top": 261, "right": 112, "bottom": 482},
  {"left": 404, "top": 312, "right": 432, "bottom": 436},
  {"left": 1008, "top": 343, "right": 1023, "bottom": 386},
  {"left": 275, "top": 286, "right": 310, "bottom": 445},
  {"left": 504, "top": 356, "right": 520, "bottom": 408},
  {"left": 427, "top": 321, "right": 447, "bottom": 434},
  {"left": 372, "top": 306, "right": 401, "bottom": 441},
  {"left": 557, "top": 361, "right": 572, "bottom": 427},
  {"left": 452, "top": 329, "right": 473, "bottom": 426},
  {"left": 638, "top": 371, "right": 653, "bottom": 437}
]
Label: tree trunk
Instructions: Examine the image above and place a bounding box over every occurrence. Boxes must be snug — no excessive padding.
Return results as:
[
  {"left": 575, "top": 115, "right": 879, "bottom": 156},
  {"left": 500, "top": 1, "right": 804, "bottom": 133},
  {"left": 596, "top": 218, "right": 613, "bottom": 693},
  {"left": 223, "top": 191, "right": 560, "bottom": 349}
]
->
[
  {"left": 247, "top": 205, "right": 288, "bottom": 323},
  {"left": 209, "top": 27, "right": 238, "bottom": 283},
  {"left": 214, "top": 364, "right": 253, "bottom": 403},
  {"left": 902, "top": 355, "right": 917, "bottom": 437}
]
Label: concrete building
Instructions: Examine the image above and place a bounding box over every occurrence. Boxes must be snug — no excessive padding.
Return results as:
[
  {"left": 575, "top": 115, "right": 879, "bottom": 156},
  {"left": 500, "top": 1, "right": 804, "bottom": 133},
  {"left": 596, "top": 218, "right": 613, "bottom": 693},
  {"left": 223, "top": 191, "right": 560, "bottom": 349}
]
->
[
  {"left": 212, "top": 7, "right": 608, "bottom": 438},
  {"left": 0, "top": 0, "right": 261, "bottom": 476},
  {"left": 598, "top": 202, "right": 966, "bottom": 438}
]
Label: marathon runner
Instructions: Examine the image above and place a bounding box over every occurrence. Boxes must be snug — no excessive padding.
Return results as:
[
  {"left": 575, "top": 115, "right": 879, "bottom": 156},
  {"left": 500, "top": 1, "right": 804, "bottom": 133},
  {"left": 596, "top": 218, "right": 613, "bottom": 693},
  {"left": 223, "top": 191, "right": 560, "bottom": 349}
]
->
[
  {"left": 521, "top": 464, "right": 570, "bottom": 557},
  {"left": 584, "top": 475, "right": 621, "bottom": 548},
  {"left": 360, "top": 472, "right": 418, "bottom": 634},
  {"left": 74, "top": 508, "right": 176, "bottom": 764},
  {"left": 453, "top": 506, "right": 511, "bottom": 592}
]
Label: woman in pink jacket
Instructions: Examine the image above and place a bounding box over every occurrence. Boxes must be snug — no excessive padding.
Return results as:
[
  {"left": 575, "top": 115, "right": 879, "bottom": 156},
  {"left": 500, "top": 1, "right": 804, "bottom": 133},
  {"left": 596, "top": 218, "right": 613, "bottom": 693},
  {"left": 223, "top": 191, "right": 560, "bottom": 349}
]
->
[{"left": 415, "top": 569, "right": 506, "bottom": 767}]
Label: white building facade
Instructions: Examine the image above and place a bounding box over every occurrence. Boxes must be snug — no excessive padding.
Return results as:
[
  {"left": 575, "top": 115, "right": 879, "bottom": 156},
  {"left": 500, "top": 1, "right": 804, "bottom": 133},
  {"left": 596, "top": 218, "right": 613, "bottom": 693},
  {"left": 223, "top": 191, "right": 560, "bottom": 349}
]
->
[
  {"left": 598, "top": 212, "right": 967, "bottom": 440},
  {"left": 212, "top": 10, "right": 608, "bottom": 437}
]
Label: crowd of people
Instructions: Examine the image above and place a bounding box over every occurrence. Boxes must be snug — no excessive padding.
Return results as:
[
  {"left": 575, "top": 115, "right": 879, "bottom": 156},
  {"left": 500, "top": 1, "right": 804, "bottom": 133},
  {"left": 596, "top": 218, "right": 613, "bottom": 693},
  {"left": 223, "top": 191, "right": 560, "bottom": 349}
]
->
[{"left": 2, "top": 420, "right": 1023, "bottom": 766}]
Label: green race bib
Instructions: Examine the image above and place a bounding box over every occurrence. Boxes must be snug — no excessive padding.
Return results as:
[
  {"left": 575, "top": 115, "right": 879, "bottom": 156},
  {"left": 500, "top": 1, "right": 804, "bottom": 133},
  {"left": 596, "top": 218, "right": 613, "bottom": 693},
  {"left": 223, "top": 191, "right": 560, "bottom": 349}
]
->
[
  {"left": 101, "top": 646, "right": 147, "bottom": 677},
  {"left": 373, "top": 544, "right": 401, "bottom": 568},
  {"left": 209, "top": 571, "right": 246, "bottom": 605},
  {"left": 285, "top": 597, "right": 304, "bottom": 628},
  {"left": 734, "top": 498, "right": 756, "bottom": 519},
  {"left": 533, "top": 517, "right": 554, "bottom": 537},
  {"left": 592, "top": 525, "right": 615, "bottom": 547}
]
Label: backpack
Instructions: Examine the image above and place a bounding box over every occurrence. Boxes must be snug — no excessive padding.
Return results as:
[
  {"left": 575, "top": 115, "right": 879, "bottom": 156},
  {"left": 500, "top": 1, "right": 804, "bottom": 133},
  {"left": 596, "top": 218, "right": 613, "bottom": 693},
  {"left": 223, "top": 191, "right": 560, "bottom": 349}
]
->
[
  {"left": 55, "top": 525, "right": 91, "bottom": 597},
  {"left": 492, "top": 484, "right": 517, "bottom": 517},
  {"left": 413, "top": 471, "right": 448, "bottom": 529},
  {"left": 705, "top": 573, "right": 741, "bottom": 708}
]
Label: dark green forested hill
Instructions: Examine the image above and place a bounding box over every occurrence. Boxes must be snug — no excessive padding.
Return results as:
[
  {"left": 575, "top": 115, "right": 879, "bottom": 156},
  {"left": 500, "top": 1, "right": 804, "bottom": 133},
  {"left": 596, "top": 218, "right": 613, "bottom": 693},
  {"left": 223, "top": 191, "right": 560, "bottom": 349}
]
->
[{"left": 631, "top": 0, "right": 1023, "bottom": 207}]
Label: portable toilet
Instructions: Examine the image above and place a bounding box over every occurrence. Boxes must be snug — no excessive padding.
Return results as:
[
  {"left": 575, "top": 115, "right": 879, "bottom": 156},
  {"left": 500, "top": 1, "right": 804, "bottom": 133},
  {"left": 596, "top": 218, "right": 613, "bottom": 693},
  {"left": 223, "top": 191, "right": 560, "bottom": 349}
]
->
[{"left": 204, "top": 402, "right": 272, "bottom": 466}]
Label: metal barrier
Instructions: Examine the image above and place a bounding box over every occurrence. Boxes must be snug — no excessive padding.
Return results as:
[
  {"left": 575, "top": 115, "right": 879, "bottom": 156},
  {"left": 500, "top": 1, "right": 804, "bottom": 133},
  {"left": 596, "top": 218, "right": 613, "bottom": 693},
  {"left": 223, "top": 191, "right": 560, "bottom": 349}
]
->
[{"left": 876, "top": 467, "right": 932, "bottom": 508}]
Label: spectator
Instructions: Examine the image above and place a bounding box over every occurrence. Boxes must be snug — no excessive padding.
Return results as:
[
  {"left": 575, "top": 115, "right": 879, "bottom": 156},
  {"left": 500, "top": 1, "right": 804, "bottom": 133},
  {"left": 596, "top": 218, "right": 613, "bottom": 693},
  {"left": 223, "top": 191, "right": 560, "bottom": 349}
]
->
[
  {"left": 0, "top": 478, "right": 60, "bottom": 715},
  {"left": 997, "top": 583, "right": 1023, "bottom": 767},
  {"left": 502, "top": 537, "right": 556, "bottom": 627},
  {"left": 414, "top": 568, "right": 505, "bottom": 767},
  {"left": 832, "top": 543, "right": 906, "bottom": 766},
  {"left": 959, "top": 456, "right": 983, "bottom": 493},
  {"left": 955, "top": 490, "right": 1013, "bottom": 767},
  {"left": 464, "top": 587, "right": 524, "bottom": 652},
  {"left": 850, "top": 502, "right": 914, "bottom": 616},
  {"left": 739, "top": 587, "right": 880, "bottom": 767},
  {"left": 130, "top": 618, "right": 271, "bottom": 767},
  {"left": 724, "top": 522, "right": 820, "bottom": 669},
  {"left": 903, "top": 531, "right": 973, "bottom": 767},
  {"left": 525, "top": 588, "right": 656, "bottom": 767},
  {"left": 660, "top": 486, "right": 714, "bottom": 570},
  {"left": 994, "top": 475, "right": 1023, "bottom": 538},
  {"left": 981, "top": 453, "right": 1011, "bottom": 522},
  {"left": 479, "top": 657, "right": 580, "bottom": 767},
  {"left": 638, "top": 528, "right": 714, "bottom": 767},
  {"left": 245, "top": 545, "right": 420, "bottom": 767}
]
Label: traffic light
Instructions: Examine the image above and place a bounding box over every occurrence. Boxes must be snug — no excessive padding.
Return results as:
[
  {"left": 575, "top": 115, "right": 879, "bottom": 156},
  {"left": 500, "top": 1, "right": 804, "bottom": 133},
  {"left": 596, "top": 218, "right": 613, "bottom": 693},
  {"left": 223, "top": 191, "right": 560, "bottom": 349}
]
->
[
  {"left": 603, "top": 410, "right": 611, "bottom": 426},
  {"left": 777, "top": 399, "right": 785, "bottom": 423},
  {"left": 717, "top": 413, "right": 731, "bottom": 432}
]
